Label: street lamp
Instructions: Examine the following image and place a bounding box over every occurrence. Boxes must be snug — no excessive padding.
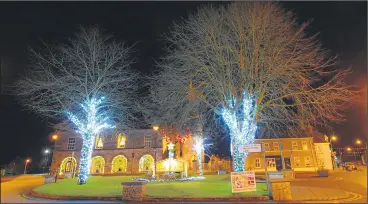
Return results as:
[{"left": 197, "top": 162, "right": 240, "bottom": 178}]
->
[
  {"left": 152, "top": 125, "right": 159, "bottom": 131},
  {"left": 24, "top": 159, "right": 30, "bottom": 174},
  {"left": 329, "top": 135, "right": 337, "bottom": 168},
  {"left": 347, "top": 147, "right": 352, "bottom": 151},
  {"left": 43, "top": 149, "right": 50, "bottom": 173},
  {"left": 52, "top": 134, "right": 58, "bottom": 141},
  {"left": 355, "top": 139, "right": 367, "bottom": 149}
]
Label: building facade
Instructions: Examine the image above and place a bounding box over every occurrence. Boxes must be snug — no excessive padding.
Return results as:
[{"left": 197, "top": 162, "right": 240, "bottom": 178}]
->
[
  {"left": 245, "top": 137, "right": 318, "bottom": 172},
  {"left": 51, "top": 128, "right": 202, "bottom": 176}
]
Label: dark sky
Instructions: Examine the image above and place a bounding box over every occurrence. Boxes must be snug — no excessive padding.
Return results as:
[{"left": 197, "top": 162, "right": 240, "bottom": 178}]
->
[{"left": 0, "top": 1, "right": 366, "bottom": 165}]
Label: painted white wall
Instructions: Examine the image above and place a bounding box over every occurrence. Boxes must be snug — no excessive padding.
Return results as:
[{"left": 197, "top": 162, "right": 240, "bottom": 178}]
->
[{"left": 314, "top": 143, "right": 333, "bottom": 170}]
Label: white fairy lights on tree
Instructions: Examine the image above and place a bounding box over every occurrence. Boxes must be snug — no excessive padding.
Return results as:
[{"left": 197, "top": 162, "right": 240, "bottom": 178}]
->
[
  {"left": 157, "top": 2, "right": 357, "bottom": 172},
  {"left": 13, "top": 26, "right": 137, "bottom": 184},
  {"left": 193, "top": 137, "right": 204, "bottom": 175},
  {"left": 222, "top": 93, "right": 257, "bottom": 172},
  {"left": 65, "top": 96, "right": 114, "bottom": 184}
]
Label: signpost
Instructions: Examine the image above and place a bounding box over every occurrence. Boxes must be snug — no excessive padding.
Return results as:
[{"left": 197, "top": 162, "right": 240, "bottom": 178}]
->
[
  {"left": 238, "top": 144, "right": 262, "bottom": 153},
  {"left": 231, "top": 171, "right": 256, "bottom": 193}
]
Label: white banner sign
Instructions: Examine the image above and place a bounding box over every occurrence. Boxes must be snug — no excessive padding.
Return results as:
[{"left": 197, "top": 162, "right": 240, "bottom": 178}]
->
[
  {"left": 238, "top": 144, "right": 262, "bottom": 153},
  {"left": 231, "top": 171, "right": 256, "bottom": 193}
]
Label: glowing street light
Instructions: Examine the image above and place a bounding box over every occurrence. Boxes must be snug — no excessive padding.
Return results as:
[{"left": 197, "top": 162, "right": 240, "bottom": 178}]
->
[
  {"left": 152, "top": 125, "right": 159, "bottom": 131},
  {"left": 347, "top": 147, "right": 352, "bottom": 151},
  {"left": 331, "top": 136, "right": 337, "bottom": 141},
  {"left": 44, "top": 149, "right": 50, "bottom": 154},
  {"left": 24, "top": 159, "right": 31, "bottom": 174},
  {"left": 52, "top": 134, "right": 58, "bottom": 141},
  {"left": 355, "top": 139, "right": 367, "bottom": 150}
]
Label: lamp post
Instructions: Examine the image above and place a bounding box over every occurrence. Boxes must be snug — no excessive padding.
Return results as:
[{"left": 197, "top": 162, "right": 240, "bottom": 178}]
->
[
  {"left": 356, "top": 139, "right": 368, "bottom": 164},
  {"left": 356, "top": 139, "right": 367, "bottom": 149},
  {"left": 44, "top": 149, "right": 50, "bottom": 173},
  {"left": 24, "top": 159, "right": 30, "bottom": 174},
  {"left": 50, "top": 133, "right": 58, "bottom": 174},
  {"left": 329, "top": 135, "right": 337, "bottom": 168},
  {"left": 152, "top": 125, "right": 159, "bottom": 179}
]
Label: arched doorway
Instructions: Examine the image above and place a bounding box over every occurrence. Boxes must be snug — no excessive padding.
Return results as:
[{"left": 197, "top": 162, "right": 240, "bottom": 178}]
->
[
  {"left": 139, "top": 154, "right": 154, "bottom": 172},
  {"left": 90, "top": 156, "right": 105, "bottom": 174},
  {"left": 111, "top": 155, "right": 127, "bottom": 173},
  {"left": 59, "top": 157, "right": 77, "bottom": 176}
]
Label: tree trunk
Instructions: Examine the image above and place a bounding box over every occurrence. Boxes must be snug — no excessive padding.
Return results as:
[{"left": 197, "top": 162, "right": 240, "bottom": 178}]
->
[
  {"left": 77, "top": 135, "right": 94, "bottom": 185},
  {"left": 194, "top": 120, "right": 204, "bottom": 176}
]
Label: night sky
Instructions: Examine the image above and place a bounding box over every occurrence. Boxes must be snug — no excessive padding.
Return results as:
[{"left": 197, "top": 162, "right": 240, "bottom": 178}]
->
[{"left": 0, "top": 1, "right": 366, "bottom": 165}]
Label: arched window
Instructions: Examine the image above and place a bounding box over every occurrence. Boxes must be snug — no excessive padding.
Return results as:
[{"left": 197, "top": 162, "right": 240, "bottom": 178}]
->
[
  {"left": 117, "top": 133, "right": 126, "bottom": 148},
  {"left": 111, "top": 155, "right": 127, "bottom": 173},
  {"left": 95, "top": 136, "right": 103, "bottom": 149},
  {"left": 139, "top": 154, "right": 154, "bottom": 172},
  {"left": 90, "top": 156, "right": 105, "bottom": 174}
]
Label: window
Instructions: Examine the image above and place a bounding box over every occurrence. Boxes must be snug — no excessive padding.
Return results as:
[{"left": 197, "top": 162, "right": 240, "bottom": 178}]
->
[
  {"left": 273, "top": 142, "right": 280, "bottom": 151},
  {"left": 266, "top": 158, "right": 276, "bottom": 168},
  {"left": 292, "top": 141, "right": 298, "bottom": 150},
  {"left": 255, "top": 158, "right": 261, "bottom": 168},
  {"left": 294, "top": 157, "right": 301, "bottom": 167},
  {"left": 304, "top": 156, "right": 311, "bottom": 167},
  {"left": 117, "top": 134, "right": 126, "bottom": 148},
  {"left": 302, "top": 141, "right": 308, "bottom": 150},
  {"left": 144, "top": 136, "right": 151, "bottom": 148},
  {"left": 264, "top": 143, "right": 270, "bottom": 151},
  {"left": 67, "top": 137, "right": 76, "bottom": 150},
  {"left": 95, "top": 136, "right": 103, "bottom": 149}
]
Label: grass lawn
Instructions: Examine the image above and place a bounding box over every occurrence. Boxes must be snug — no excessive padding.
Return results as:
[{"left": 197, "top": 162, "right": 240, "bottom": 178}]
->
[{"left": 33, "top": 175, "right": 268, "bottom": 198}]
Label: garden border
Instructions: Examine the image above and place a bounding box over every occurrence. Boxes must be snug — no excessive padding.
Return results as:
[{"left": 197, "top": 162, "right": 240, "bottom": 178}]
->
[{"left": 30, "top": 190, "right": 270, "bottom": 202}]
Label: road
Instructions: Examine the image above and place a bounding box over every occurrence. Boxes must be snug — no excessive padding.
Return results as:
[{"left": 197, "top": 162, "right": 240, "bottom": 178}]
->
[
  {"left": 292, "top": 167, "right": 367, "bottom": 203},
  {"left": 0, "top": 174, "right": 119, "bottom": 203}
]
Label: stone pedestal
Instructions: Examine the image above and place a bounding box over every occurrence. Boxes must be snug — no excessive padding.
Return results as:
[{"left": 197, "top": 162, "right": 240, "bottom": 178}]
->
[
  {"left": 44, "top": 176, "right": 56, "bottom": 184},
  {"left": 269, "top": 180, "right": 292, "bottom": 201},
  {"left": 121, "top": 181, "right": 147, "bottom": 201}
]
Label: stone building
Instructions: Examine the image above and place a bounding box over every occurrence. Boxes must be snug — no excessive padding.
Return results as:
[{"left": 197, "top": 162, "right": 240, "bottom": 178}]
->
[{"left": 51, "top": 128, "right": 202, "bottom": 176}]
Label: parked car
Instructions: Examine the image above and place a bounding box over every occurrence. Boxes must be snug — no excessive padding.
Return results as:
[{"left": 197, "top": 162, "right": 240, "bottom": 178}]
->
[{"left": 344, "top": 162, "right": 357, "bottom": 171}]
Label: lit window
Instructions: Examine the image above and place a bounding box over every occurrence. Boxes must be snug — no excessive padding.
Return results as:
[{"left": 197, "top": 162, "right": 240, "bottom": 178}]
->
[
  {"left": 304, "top": 156, "right": 311, "bottom": 167},
  {"left": 67, "top": 137, "right": 76, "bottom": 150},
  {"left": 292, "top": 141, "right": 298, "bottom": 150},
  {"left": 266, "top": 158, "right": 276, "bottom": 167},
  {"left": 117, "top": 134, "right": 126, "bottom": 148},
  {"left": 264, "top": 143, "right": 270, "bottom": 151},
  {"left": 95, "top": 136, "right": 103, "bottom": 149},
  {"left": 255, "top": 158, "right": 261, "bottom": 168},
  {"left": 144, "top": 136, "right": 151, "bottom": 148},
  {"left": 302, "top": 141, "right": 308, "bottom": 150},
  {"left": 273, "top": 142, "right": 280, "bottom": 151},
  {"left": 294, "top": 157, "right": 301, "bottom": 167}
]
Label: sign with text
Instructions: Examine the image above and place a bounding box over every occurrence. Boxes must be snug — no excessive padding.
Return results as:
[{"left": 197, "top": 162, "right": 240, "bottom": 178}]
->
[
  {"left": 231, "top": 171, "right": 256, "bottom": 193},
  {"left": 238, "top": 144, "right": 262, "bottom": 153}
]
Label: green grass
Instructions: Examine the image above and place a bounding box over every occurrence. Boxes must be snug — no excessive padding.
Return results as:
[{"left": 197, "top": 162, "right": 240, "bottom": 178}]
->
[{"left": 33, "top": 175, "right": 268, "bottom": 198}]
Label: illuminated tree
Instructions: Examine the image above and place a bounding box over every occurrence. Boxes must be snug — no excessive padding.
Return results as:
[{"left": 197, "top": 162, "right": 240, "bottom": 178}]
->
[
  {"left": 157, "top": 2, "right": 358, "bottom": 172},
  {"left": 142, "top": 64, "right": 210, "bottom": 175},
  {"left": 13, "top": 26, "right": 138, "bottom": 184}
]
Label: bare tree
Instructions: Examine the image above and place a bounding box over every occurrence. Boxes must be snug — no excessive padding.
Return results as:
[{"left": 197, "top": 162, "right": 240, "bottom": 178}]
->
[
  {"left": 157, "top": 2, "right": 358, "bottom": 172},
  {"left": 12, "top": 26, "right": 138, "bottom": 184}
]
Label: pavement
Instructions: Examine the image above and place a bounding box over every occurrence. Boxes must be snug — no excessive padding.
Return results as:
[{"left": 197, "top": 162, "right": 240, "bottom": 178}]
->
[
  {"left": 0, "top": 174, "right": 119, "bottom": 203},
  {"left": 291, "top": 166, "right": 367, "bottom": 203}
]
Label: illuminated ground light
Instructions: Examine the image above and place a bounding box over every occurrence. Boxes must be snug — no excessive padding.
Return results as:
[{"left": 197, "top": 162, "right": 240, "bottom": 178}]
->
[{"left": 132, "top": 176, "right": 205, "bottom": 183}]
